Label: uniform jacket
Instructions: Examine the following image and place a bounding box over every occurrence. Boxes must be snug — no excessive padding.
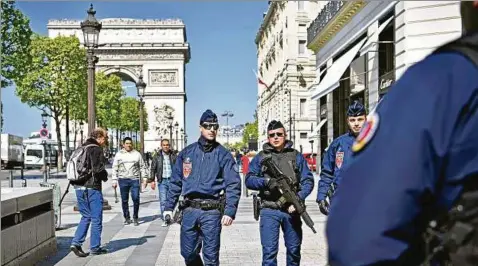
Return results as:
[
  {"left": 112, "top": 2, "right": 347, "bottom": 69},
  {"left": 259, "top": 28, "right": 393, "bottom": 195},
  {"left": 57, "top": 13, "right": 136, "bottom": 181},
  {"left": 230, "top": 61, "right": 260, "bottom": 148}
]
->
[
  {"left": 111, "top": 149, "right": 148, "bottom": 181},
  {"left": 245, "top": 141, "right": 314, "bottom": 202},
  {"left": 164, "top": 137, "right": 242, "bottom": 219},
  {"left": 70, "top": 138, "right": 108, "bottom": 190},
  {"left": 326, "top": 33, "right": 478, "bottom": 265},
  {"left": 149, "top": 150, "right": 177, "bottom": 183},
  {"left": 317, "top": 132, "right": 355, "bottom": 202}
]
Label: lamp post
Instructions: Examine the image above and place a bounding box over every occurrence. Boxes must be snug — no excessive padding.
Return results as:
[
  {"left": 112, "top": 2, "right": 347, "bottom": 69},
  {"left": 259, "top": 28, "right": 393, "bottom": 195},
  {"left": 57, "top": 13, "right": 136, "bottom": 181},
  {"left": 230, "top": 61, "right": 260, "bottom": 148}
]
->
[
  {"left": 136, "top": 75, "right": 146, "bottom": 156},
  {"left": 166, "top": 111, "right": 174, "bottom": 146},
  {"left": 79, "top": 121, "right": 84, "bottom": 145},
  {"left": 174, "top": 122, "right": 179, "bottom": 150},
  {"left": 41, "top": 111, "right": 48, "bottom": 182},
  {"left": 221, "top": 111, "right": 234, "bottom": 145},
  {"left": 184, "top": 133, "right": 188, "bottom": 147},
  {"left": 81, "top": 4, "right": 102, "bottom": 135},
  {"left": 180, "top": 128, "right": 184, "bottom": 150}
]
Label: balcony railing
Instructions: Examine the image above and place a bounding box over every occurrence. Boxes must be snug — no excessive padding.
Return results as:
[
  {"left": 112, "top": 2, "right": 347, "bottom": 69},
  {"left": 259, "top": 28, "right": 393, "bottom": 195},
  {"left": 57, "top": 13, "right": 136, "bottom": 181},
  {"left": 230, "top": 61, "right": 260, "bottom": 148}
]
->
[{"left": 307, "top": 1, "right": 346, "bottom": 45}]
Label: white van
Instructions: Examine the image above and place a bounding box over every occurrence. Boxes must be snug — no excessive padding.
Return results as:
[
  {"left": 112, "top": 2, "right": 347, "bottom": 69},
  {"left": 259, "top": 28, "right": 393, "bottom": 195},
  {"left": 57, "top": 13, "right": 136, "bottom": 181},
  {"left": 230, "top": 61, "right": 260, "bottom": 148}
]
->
[{"left": 24, "top": 143, "right": 59, "bottom": 169}]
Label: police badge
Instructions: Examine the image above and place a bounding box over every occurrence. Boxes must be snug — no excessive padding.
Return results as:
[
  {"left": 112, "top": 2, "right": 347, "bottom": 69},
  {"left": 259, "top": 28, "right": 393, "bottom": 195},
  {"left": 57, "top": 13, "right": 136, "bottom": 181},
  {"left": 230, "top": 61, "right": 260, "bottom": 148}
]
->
[
  {"left": 335, "top": 152, "right": 344, "bottom": 169},
  {"left": 183, "top": 157, "right": 192, "bottom": 179}
]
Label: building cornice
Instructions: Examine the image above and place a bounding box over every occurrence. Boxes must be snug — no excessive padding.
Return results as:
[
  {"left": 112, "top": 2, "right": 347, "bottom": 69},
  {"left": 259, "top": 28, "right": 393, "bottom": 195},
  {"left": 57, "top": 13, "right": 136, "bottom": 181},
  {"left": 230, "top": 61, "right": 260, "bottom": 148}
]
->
[
  {"left": 308, "top": 1, "right": 367, "bottom": 52},
  {"left": 255, "top": 2, "right": 282, "bottom": 45}
]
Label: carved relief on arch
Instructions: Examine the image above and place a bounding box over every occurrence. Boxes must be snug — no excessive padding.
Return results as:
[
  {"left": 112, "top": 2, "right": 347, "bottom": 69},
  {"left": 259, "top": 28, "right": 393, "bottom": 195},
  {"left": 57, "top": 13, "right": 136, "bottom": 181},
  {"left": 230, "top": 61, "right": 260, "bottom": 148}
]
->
[
  {"left": 97, "top": 65, "right": 143, "bottom": 82},
  {"left": 153, "top": 104, "right": 176, "bottom": 136}
]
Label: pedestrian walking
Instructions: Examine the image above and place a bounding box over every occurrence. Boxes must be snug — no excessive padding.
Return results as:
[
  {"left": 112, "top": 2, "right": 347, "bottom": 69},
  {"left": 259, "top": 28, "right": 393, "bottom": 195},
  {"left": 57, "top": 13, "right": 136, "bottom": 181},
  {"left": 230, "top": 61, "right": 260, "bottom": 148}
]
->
[
  {"left": 245, "top": 120, "right": 314, "bottom": 266},
  {"left": 69, "top": 128, "right": 109, "bottom": 257},
  {"left": 111, "top": 137, "right": 149, "bottom": 226},
  {"left": 164, "top": 109, "right": 242, "bottom": 266},
  {"left": 149, "top": 138, "right": 177, "bottom": 226}
]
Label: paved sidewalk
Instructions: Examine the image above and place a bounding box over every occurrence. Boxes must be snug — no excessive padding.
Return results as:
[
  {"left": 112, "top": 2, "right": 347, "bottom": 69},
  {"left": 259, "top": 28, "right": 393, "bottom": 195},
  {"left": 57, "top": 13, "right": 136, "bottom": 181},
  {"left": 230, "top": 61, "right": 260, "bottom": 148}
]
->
[{"left": 23, "top": 175, "right": 328, "bottom": 266}]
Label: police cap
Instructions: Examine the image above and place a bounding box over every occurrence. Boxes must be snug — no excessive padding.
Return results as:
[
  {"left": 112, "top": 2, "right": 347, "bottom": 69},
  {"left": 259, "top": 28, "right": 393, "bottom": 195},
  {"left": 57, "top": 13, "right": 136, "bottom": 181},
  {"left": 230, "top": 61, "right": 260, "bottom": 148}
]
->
[
  {"left": 199, "top": 109, "right": 218, "bottom": 124},
  {"left": 267, "top": 120, "right": 284, "bottom": 131},
  {"left": 347, "top": 101, "right": 366, "bottom": 117}
]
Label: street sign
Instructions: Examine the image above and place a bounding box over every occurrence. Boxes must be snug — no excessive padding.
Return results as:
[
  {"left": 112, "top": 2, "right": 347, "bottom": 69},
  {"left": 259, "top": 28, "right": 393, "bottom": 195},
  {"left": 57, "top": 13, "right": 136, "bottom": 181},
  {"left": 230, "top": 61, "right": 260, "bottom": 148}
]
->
[{"left": 40, "top": 128, "right": 49, "bottom": 139}]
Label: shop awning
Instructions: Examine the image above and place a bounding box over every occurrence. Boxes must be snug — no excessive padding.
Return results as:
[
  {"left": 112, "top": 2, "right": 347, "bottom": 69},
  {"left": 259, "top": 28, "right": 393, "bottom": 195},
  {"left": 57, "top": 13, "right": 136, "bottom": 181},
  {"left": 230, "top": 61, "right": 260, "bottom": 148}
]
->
[
  {"left": 310, "top": 38, "right": 367, "bottom": 101},
  {"left": 308, "top": 118, "right": 328, "bottom": 139},
  {"left": 359, "top": 16, "right": 394, "bottom": 57}
]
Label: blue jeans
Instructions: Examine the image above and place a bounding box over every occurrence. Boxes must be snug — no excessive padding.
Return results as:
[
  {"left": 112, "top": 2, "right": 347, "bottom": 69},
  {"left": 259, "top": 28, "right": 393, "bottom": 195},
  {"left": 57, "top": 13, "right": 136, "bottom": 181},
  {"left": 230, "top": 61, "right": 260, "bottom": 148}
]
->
[
  {"left": 118, "top": 178, "right": 140, "bottom": 220},
  {"left": 260, "top": 208, "right": 303, "bottom": 266},
  {"left": 71, "top": 188, "right": 104, "bottom": 251},
  {"left": 158, "top": 178, "right": 170, "bottom": 219}
]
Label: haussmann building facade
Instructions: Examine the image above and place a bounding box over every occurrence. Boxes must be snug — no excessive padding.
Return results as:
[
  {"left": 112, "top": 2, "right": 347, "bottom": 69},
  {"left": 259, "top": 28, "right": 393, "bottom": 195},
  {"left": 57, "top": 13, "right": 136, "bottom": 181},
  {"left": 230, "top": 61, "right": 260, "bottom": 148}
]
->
[{"left": 306, "top": 1, "right": 463, "bottom": 163}]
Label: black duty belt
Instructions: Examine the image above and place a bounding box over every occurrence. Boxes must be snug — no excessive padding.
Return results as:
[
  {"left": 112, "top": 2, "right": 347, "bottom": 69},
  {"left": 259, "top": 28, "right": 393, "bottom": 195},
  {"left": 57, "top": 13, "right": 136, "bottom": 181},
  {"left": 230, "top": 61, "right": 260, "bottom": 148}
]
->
[{"left": 186, "top": 200, "right": 221, "bottom": 211}]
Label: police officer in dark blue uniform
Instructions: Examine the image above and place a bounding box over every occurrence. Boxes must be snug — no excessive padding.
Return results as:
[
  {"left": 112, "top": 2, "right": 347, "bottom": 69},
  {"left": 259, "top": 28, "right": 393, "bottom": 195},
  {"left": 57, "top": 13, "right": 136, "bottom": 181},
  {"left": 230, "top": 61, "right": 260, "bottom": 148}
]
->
[
  {"left": 245, "top": 120, "right": 314, "bottom": 266},
  {"left": 326, "top": 2, "right": 478, "bottom": 265},
  {"left": 164, "top": 109, "right": 242, "bottom": 266},
  {"left": 316, "top": 101, "right": 367, "bottom": 215}
]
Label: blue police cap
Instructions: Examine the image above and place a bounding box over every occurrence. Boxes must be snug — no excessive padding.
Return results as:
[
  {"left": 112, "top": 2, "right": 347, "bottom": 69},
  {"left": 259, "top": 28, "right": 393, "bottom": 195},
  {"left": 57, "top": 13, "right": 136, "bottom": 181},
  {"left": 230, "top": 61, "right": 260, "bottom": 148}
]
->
[
  {"left": 199, "top": 109, "right": 218, "bottom": 124},
  {"left": 347, "top": 101, "right": 366, "bottom": 117}
]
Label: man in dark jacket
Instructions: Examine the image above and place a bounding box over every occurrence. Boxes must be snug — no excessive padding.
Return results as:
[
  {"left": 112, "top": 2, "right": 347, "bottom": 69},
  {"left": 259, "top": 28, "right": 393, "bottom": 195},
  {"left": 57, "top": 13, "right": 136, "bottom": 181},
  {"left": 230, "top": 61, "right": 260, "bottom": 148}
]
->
[
  {"left": 70, "top": 128, "right": 109, "bottom": 257},
  {"left": 150, "top": 138, "right": 177, "bottom": 225},
  {"left": 164, "top": 109, "right": 242, "bottom": 266}
]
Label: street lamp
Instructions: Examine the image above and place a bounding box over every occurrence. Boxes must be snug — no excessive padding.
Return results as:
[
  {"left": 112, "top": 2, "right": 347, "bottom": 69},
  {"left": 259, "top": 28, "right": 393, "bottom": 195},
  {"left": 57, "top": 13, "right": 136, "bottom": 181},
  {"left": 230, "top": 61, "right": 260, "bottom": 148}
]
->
[
  {"left": 81, "top": 4, "right": 102, "bottom": 135},
  {"left": 180, "top": 128, "right": 184, "bottom": 150},
  {"left": 174, "top": 122, "right": 179, "bottom": 150},
  {"left": 221, "top": 111, "right": 234, "bottom": 145},
  {"left": 136, "top": 75, "right": 146, "bottom": 156},
  {"left": 79, "top": 121, "right": 84, "bottom": 145},
  {"left": 166, "top": 111, "right": 174, "bottom": 146},
  {"left": 41, "top": 110, "right": 48, "bottom": 129},
  {"left": 41, "top": 111, "right": 49, "bottom": 182}
]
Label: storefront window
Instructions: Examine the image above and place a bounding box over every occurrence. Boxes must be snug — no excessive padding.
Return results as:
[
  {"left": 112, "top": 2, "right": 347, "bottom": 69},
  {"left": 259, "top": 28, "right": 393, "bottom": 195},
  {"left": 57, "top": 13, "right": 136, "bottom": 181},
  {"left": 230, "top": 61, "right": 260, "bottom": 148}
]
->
[
  {"left": 378, "top": 19, "right": 395, "bottom": 97},
  {"left": 349, "top": 54, "right": 367, "bottom": 105}
]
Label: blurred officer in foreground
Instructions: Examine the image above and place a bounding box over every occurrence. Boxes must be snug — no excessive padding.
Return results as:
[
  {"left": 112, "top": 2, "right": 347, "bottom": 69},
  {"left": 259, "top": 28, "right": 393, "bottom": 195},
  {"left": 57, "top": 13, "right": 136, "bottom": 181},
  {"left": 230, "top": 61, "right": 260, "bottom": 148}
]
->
[
  {"left": 163, "top": 109, "right": 241, "bottom": 266},
  {"left": 245, "top": 120, "right": 314, "bottom": 266},
  {"left": 316, "top": 101, "right": 366, "bottom": 215},
  {"left": 326, "top": 2, "right": 478, "bottom": 265}
]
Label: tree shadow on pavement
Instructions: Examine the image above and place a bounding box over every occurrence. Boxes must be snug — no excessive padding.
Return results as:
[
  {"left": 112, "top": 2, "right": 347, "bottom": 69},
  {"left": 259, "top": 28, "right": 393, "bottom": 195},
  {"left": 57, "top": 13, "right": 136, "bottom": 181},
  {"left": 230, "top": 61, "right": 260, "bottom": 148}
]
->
[
  {"left": 106, "top": 235, "right": 156, "bottom": 253},
  {"left": 35, "top": 236, "right": 73, "bottom": 266},
  {"left": 138, "top": 214, "right": 159, "bottom": 224}
]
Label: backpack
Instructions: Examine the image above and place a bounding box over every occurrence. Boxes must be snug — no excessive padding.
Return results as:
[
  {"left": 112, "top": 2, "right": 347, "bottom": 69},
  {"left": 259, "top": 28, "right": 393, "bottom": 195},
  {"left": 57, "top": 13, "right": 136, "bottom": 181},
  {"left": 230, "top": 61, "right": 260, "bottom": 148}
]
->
[{"left": 66, "top": 144, "right": 98, "bottom": 182}]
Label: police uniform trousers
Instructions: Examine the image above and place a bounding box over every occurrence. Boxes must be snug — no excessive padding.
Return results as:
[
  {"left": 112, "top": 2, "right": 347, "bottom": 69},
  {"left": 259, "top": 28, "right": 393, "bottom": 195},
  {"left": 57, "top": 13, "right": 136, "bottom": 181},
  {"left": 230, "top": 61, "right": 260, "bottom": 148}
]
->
[
  {"left": 180, "top": 207, "right": 222, "bottom": 266},
  {"left": 260, "top": 208, "right": 302, "bottom": 266}
]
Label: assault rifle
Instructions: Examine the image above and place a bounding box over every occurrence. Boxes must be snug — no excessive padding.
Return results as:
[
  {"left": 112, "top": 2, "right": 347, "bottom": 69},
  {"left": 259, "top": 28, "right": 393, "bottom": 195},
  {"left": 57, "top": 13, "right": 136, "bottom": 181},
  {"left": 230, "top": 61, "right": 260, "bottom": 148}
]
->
[{"left": 261, "top": 156, "right": 317, "bottom": 234}]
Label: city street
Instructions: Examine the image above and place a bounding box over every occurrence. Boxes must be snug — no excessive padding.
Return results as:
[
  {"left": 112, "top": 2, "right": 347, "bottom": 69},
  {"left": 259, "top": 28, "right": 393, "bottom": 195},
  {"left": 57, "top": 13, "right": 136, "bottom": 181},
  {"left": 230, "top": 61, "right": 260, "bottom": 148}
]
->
[{"left": 3, "top": 173, "right": 328, "bottom": 266}]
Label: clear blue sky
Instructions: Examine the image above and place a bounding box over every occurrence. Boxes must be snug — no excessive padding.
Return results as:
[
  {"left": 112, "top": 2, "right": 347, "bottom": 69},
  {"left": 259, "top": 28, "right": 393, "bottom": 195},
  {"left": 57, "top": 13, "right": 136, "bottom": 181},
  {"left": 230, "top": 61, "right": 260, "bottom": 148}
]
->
[{"left": 3, "top": 1, "right": 268, "bottom": 142}]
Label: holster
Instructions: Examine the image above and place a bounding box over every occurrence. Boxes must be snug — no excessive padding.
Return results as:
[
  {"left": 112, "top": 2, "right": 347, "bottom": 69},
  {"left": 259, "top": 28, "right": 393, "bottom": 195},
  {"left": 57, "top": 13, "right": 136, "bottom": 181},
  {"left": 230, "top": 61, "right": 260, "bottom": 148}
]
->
[
  {"left": 172, "top": 199, "right": 185, "bottom": 224},
  {"left": 253, "top": 194, "right": 261, "bottom": 221}
]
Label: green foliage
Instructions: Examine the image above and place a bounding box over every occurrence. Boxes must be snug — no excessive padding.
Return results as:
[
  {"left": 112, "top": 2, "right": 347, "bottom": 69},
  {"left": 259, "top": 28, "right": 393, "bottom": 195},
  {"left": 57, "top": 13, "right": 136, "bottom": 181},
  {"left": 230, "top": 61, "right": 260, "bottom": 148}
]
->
[
  {"left": 118, "top": 96, "right": 148, "bottom": 132},
  {"left": 1, "top": 0, "right": 33, "bottom": 88},
  {"left": 242, "top": 119, "right": 258, "bottom": 145},
  {"left": 96, "top": 72, "right": 125, "bottom": 129},
  {"left": 14, "top": 35, "right": 87, "bottom": 169}
]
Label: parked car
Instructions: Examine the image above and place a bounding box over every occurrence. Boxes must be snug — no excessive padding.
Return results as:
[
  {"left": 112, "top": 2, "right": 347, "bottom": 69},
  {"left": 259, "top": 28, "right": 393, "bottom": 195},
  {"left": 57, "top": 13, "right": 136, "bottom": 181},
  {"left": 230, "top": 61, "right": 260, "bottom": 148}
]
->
[{"left": 302, "top": 153, "right": 317, "bottom": 172}]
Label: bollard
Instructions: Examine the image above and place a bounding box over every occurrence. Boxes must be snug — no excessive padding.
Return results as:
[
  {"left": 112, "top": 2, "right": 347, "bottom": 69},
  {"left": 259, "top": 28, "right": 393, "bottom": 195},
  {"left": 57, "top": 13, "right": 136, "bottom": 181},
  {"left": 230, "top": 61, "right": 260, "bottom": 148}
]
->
[{"left": 9, "top": 170, "right": 14, "bottom": 187}]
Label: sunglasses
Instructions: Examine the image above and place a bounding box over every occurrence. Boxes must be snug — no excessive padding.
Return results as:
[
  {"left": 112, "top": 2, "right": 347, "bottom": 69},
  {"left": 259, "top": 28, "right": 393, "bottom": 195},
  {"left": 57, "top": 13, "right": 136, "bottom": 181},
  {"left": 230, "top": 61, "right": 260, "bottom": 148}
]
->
[
  {"left": 268, "top": 132, "right": 284, "bottom": 138},
  {"left": 202, "top": 123, "right": 219, "bottom": 130}
]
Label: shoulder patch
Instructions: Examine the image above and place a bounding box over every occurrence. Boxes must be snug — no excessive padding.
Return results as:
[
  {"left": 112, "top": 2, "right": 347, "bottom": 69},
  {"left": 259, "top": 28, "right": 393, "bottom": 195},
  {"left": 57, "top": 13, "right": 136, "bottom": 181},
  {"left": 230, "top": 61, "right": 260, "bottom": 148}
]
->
[{"left": 352, "top": 112, "right": 380, "bottom": 153}]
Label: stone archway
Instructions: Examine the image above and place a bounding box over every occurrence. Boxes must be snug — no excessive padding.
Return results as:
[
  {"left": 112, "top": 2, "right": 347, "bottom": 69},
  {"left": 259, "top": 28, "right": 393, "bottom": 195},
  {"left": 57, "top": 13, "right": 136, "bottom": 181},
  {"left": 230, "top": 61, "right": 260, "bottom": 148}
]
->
[{"left": 47, "top": 18, "right": 191, "bottom": 152}]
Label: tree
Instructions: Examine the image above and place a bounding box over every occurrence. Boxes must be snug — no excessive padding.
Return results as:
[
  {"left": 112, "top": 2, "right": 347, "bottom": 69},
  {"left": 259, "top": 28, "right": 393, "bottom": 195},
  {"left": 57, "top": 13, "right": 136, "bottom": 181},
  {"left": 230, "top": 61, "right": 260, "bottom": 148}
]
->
[
  {"left": 95, "top": 72, "right": 125, "bottom": 129},
  {"left": 15, "top": 35, "right": 87, "bottom": 169},
  {"left": 118, "top": 97, "right": 148, "bottom": 133},
  {"left": 1, "top": 0, "right": 33, "bottom": 88},
  {"left": 242, "top": 119, "right": 258, "bottom": 145}
]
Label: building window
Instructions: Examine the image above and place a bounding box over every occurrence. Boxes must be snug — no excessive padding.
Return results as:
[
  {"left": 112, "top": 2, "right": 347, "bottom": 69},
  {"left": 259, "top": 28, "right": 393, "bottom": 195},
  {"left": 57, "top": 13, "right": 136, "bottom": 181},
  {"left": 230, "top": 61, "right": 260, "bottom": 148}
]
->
[
  {"left": 378, "top": 19, "right": 395, "bottom": 98},
  {"left": 349, "top": 54, "right": 367, "bottom": 107},
  {"left": 299, "top": 23, "right": 306, "bottom": 32},
  {"left": 299, "top": 98, "right": 306, "bottom": 117},
  {"left": 298, "top": 1, "right": 305, "bottom": 10},
  {"left": 300, "top": 132, "right": 307, "bottom": 139},
  {"left": 298, "top": 40, "right": 306, "bottom": 55}
]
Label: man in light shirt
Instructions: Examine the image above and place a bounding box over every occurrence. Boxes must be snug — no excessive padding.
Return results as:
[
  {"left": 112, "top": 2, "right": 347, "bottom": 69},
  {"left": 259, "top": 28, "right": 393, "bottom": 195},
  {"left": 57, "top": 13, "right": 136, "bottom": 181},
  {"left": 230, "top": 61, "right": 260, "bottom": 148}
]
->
[{"left": 112, "top": 137, "right": 149, "bottom": 226}]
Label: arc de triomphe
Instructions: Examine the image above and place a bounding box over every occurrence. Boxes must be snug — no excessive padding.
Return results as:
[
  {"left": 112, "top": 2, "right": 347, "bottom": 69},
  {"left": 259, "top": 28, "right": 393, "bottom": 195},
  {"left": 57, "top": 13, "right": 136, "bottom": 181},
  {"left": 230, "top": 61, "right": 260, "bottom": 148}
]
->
[{"left": 47, "top": 18, "right": 190, "bottom": 152}]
